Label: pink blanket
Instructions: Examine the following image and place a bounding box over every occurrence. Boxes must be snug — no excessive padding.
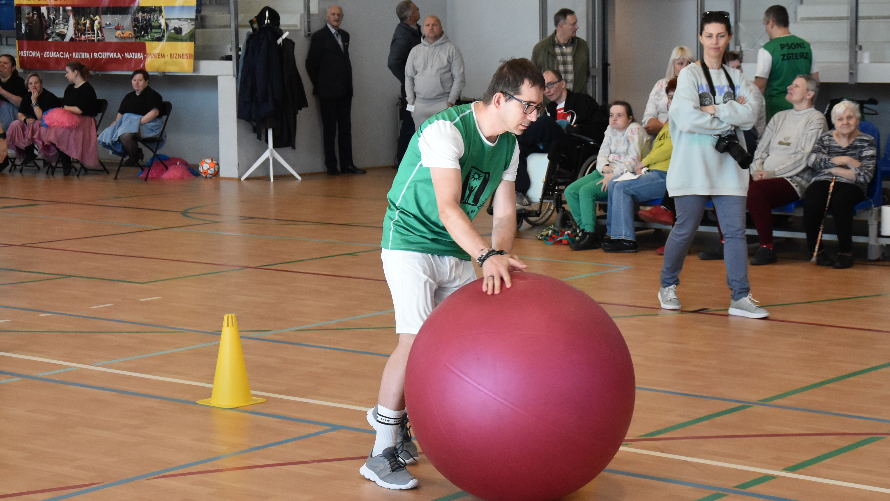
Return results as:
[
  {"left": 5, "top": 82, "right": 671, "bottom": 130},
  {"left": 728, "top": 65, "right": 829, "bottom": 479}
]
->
[{"left": 35, "top": 114, "right": 100, "bottom": 168}]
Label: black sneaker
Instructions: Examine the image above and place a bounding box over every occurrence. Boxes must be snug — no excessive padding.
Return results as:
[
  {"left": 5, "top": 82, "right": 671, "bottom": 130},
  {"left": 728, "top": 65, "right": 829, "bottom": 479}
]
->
[
  {"left": 814, "top": 251, "right": 834, "bottom": 267},
  {"left": 569, "top": 231, "right": 600, "bottom": 250},
  {"left": 750, "top": 246, "right": 777, "bottom": 265},
  {"left": 833, "top": 253, "right": 854, "bottom": 269},
  {"left": 698, "top": 243, "right": 724, "bottom": 260},
  {"left": 602, "top": 238, "right": 638, "bottom": 253},
  {"left": 0, "top": 156, "right": 9, "bottom": 173}
]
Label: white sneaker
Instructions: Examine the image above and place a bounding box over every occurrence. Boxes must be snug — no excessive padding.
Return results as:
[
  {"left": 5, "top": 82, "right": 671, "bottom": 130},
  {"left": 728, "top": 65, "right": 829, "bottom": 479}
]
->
[
  {"left": 658, "top": 285, "right": 681, "bottom": 310},
  {"left": 728, "top": 294, "right": 769, "bottom": 319}
]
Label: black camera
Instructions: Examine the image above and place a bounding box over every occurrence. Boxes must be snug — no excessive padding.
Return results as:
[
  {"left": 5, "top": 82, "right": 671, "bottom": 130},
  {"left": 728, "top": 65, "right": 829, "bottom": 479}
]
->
[{"left": 714, "top": 132, "right": 753, "bottom": 169}]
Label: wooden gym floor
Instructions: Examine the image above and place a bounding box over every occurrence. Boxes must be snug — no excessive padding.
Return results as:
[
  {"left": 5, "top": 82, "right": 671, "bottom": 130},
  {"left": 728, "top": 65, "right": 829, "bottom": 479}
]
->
[{"left": 0, "top": 168, "right": 888, "bottom": 501}]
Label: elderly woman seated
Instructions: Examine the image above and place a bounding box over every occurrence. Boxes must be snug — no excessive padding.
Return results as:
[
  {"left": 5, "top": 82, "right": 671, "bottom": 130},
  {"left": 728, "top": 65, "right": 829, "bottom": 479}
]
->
[
  {"left": 804, "top": 100, "right": 877, "bottom": 269},
  {"left": 746, "top": 75, "right": 827, "bottom": 265},
  {"left": 98, "top": 69, "right": 164, "bottom": 166},
  {"left": 5, "top": 73, "right": 62, "bottom": 166}
]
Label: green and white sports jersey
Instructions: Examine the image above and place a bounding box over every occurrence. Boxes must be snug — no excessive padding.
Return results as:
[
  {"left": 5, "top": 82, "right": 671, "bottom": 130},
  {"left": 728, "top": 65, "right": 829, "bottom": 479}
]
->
[
  {"left": 756, "top": 34, "right": 816, "bottom": 122},
  {"left": 381, "top": 103, "right": 519, "bottom": 260}
]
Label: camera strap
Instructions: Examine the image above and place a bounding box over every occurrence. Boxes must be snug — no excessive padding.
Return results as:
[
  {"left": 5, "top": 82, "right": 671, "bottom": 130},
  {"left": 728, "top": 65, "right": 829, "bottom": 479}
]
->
[{"left": 700, "top": 60, "right": 735, "bottom": 99}]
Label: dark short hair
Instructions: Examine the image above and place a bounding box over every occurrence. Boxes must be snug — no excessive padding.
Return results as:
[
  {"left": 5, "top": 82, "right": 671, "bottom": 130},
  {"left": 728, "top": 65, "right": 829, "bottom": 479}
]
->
[
  {"left": 131, "top": 69, "right": 150, "bottom": 81},
  {"left": 0, "top": 54, "right": 16, "bottom": 67},
  {"left": 725, "top": 51, "right": 742, "bottom": 63},
  {"left": 700, "top": 10, "right": 732, "bottom": 35},
  {"left": 482, "top": 58, "right": 546, "bottom": 105},
  {"left": 553, "top": 8, "right": 575, "bottom": 28},
  {"left": 609, "top": 100, "right": 634, "bottom": 120},
  {"left": 665, "top": 78, "right": 678, "bottom": 95},
  {"left": 395, "top": 1, "right": 414, "bottom": 22},
  {"left": 764, "top": 5, "right": 789, "bottom": 28},
  {"left": 544, "top": 68, "right": 563, "bottom": 82}
]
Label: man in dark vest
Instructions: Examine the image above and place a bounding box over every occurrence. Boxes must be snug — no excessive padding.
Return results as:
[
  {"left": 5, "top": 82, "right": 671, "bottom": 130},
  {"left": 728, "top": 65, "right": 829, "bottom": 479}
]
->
[{"left": 388, "top": 1, "right": 421, "bottom": 166}]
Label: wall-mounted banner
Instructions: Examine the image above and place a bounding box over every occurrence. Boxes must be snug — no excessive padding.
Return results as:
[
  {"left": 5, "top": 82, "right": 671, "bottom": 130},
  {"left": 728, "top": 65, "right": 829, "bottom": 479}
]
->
[{"left": 14, "top": 0, "right": 196, "bottom": 73}]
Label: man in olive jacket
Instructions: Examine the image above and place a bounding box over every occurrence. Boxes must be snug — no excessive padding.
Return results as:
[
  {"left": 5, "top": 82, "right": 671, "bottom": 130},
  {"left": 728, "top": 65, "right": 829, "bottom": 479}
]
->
[{"left": 531, "top": 8, "right": 590, "bottom": 95}]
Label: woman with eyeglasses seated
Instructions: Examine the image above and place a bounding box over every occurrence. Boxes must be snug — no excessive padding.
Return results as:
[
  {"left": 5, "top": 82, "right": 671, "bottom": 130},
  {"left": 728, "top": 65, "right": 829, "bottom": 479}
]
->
[
  {"left": 564, "top": 101, "right": 648, "bottom": 251},
  {"left": 36, "top": 60, "right": 100, "bottom": 175},
  {"left": 803, "top": 100, "right": 876, "bottom": 269},
  {"left": 98, "top": 69, "right": 163, "bottom": 166},
  {"left": 5, "top": 73, "right": 62, "bottom": 166},
  {"left": 657, "top": 11, "right": 768, "bottom": 319}
]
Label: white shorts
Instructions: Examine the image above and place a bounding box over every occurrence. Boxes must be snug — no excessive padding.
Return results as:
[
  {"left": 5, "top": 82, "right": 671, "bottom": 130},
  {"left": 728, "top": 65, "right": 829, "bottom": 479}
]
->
[{"left": 381, "top": 249, "right": 477, "bottom": 335}]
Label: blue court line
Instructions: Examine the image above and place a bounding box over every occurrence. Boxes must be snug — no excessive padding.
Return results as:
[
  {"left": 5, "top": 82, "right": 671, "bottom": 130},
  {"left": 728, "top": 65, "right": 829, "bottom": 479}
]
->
[
  {"left": 517, "top": 256, "right": 633, "bottom": 280},
  {"left": 638, "top": 386, "right": 890, "bottom": 425},
  {"left": 247, "top": 310, "right": 394, "bottom": 338},
  {"left": 0, "top": 370, "right": 373, "bottom": 434},
  {"left": 170, "top": 227, "right": 382, "bottom": 246},
  {"left": 601, "top": 469, "right": 800, "bottom": 501},
  {"left": 43, "top": 429, "right": 338, "bottom": 500}
]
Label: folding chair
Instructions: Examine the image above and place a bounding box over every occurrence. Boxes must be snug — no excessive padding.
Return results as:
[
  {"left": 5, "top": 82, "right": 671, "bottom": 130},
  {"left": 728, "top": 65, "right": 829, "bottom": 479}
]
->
[
  {"left": 114, "top": 101, "right": 172, "bottom": 182},
  {"left": 75, "top": 98, "right": 109, "bottom": 176}
]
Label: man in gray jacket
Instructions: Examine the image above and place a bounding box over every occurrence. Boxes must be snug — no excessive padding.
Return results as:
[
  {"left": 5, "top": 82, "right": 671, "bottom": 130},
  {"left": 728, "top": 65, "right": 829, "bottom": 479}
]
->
[{"left": 405, "top": 16, "right": 465, "bottom": 129}]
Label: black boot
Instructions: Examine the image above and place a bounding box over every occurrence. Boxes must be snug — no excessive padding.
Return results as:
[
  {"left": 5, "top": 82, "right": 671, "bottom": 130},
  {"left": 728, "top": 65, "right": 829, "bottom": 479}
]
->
[{"left": 569, "top": 231, "right": 600, "bottom": 251}]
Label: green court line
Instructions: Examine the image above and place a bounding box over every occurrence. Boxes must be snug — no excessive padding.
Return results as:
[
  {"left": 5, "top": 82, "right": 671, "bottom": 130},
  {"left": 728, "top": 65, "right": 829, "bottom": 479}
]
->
[
  {"left": 0, "top": 276, "right": 68, "bottom": 286},
  {"left": 693, "top": 436, "right": 886, "bottom": 501},
  {"left": 258, "top": 249, "right": 381, "bottom": 267},
  {"left": 431, "top": 492, "right": 470, "bottom": 501},
  {"left": 639, "top": 361, "right": 890, "bottom": 438},
  {"left": 0, "top": 203, "right": 45, "bottom": 209}
]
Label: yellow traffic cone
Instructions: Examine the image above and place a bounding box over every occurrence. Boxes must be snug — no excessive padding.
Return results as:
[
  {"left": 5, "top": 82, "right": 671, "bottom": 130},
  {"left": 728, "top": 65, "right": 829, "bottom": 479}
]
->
[{"left": 197, "top": 314, "right": 265, "bottom": 408}]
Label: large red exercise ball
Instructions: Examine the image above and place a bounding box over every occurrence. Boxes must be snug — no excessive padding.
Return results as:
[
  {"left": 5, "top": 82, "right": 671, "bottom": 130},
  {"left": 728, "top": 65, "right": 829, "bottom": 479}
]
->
[{"left": 404, "top": 272, "right": 635, "bottom": 501}]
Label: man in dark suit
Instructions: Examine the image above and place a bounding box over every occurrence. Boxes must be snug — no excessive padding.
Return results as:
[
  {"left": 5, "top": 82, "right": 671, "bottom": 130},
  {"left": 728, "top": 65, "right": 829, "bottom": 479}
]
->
[{"left": 306, "top": 5, "right": 365, "bottom": 175}]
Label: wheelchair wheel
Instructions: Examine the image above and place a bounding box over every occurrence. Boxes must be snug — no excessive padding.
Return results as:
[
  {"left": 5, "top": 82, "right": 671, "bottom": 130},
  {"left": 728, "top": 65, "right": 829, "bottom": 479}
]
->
[
  {"left": 577, "top": 156, "right": 598, "bottom": 179},
  {"left": 522, "top": 198, "right": 555, "bottom": 227}
]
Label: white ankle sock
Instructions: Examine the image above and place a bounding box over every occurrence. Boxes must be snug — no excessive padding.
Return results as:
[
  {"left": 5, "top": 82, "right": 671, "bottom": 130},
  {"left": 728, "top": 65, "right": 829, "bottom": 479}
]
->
[{"left": 371, "top": 405, "right": 404, "bottom": 456}]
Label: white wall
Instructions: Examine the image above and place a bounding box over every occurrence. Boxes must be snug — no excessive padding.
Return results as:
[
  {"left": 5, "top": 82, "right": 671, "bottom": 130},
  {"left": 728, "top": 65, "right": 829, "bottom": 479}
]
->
[
  {"left": 445, "top": 0, "right": 539, "bottom": 100},
  {"left": 607, "top": 0, "right": 698, "bottom": 121}
]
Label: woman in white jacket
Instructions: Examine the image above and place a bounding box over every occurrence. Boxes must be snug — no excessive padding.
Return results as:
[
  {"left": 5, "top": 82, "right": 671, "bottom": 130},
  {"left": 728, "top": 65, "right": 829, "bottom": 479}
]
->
[
  {"left": 641, "top": 46, "right": 693, "bottom": 137},
  {"left": 657, "top": 10, "right": 769, "bottom": 319},
  {"left": 405, "top": 16, "right": 465, "bottom": 128}
]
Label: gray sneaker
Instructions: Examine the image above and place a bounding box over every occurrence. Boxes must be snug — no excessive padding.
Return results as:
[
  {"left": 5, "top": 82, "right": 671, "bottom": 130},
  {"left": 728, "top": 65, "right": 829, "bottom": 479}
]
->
[
  {"left": 359, "top": 447, "right": 418, "bottom": 490},
  {"left": 367, "top": 407, "right": 417, "bottom": 464},
  {"left": 658, "top": 285, "right": 681, "bottom": 310},
  {"left": 728, "top": 294, "right": 769, "bottom": 319},
  {"left": 515, "top": 191, "right": 532, "bottom": 209}
]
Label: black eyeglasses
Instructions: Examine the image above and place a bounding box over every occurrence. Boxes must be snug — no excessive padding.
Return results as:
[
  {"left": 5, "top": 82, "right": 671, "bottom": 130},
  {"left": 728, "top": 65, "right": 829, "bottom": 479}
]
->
[
  {"left": 503, "top": 92, "right": 544, "bottom": 115},
  {"left": 703, "top": 10, "right": 730, "bottom": 19},
  {"left": 544, "top": 79, "right": 563, "bottom": 90}
]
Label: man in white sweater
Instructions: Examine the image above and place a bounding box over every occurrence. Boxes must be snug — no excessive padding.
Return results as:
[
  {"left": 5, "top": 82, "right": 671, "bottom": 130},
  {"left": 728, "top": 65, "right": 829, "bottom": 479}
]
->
[{"left": 405, "top": 16, "right": 465, "bottom": 128}]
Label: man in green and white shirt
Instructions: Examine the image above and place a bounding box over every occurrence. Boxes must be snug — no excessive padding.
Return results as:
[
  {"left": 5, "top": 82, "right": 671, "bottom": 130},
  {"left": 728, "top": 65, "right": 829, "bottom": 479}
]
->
[
  {"left": 361, "top": 58, "right": 544, "bottom": 491},
  {"left": 755, "top": 5, "right": 819, "bottom": 122}
]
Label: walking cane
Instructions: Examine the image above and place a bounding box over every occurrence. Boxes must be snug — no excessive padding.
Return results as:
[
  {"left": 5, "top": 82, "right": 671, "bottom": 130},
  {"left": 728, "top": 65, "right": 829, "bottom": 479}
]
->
[{"left": 811, "top": 176, "right": 837, "bottom": 262}]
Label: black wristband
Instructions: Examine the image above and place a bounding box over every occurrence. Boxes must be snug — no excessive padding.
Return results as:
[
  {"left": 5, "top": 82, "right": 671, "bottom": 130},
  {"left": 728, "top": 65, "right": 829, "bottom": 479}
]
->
[
  {"left": 0, "top": 132, "right": 6, "bottom": 139},
  {"left": 476, "top": 249, "right": 506, "bottom": 267}
]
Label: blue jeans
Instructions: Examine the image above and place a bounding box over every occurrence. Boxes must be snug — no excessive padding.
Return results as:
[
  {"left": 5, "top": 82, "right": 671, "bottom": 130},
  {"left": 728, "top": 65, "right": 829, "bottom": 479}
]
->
[
  {"left": 660, "top": 195, "right": 750, "bottom": 300},
  {"left": 606, "top": 170, "right": 667, "bottom": 240}
]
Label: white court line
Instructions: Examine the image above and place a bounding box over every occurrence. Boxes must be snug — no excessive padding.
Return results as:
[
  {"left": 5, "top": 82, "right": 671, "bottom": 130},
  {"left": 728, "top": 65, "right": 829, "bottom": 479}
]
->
[
  {"left": 90, "top": 304, "right": 114, "bottom": 309},
  {"left": 0, "top": 319, "right": 9, "bottom": 323},
  {"left": 139, "top": 297, "right": 162, "bottom": 301},
  {"left": 38, "top": 314, "right": 52, "bottom": 317},
  {"left": 619, "top": 446, "right": 890, "bottom": 494},
  {"left": 0, "top": 352, "right": 366, "bottom": 411}
]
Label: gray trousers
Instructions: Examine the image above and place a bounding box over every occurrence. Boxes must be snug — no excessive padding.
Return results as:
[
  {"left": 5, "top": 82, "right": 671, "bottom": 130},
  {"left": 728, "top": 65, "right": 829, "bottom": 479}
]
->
[{"left": 660, "top": 195, "right": 751, "bottom": 300}]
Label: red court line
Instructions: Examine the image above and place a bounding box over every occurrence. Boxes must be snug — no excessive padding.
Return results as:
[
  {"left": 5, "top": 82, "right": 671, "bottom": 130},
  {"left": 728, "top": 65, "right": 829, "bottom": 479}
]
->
[
  {"left": 150, "top": 455, "right": 369, "bottom": 479},
  {"left": 0, "top": 243, "right": 385, "bottom": 283},
  {"left": 625, "top": 432, "right": 890, "bottom": 443},
  {"left": 0, "top": 482, "right": 104, "bottom": 499}
]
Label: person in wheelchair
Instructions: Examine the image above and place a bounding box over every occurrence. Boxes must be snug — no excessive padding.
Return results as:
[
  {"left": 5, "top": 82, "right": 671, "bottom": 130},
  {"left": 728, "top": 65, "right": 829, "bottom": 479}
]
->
[
  {"left": 514, "top": 69, "right": 606, "bottom": 209},
  {"left": 566, "top": 101, "right": 648, "bottom": 250}
]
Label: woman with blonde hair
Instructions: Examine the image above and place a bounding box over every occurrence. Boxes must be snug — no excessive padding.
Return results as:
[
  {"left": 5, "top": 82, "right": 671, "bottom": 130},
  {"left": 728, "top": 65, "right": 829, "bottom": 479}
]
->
[{"left": 642, "top": 45, "right": 693, "bottom": 137}]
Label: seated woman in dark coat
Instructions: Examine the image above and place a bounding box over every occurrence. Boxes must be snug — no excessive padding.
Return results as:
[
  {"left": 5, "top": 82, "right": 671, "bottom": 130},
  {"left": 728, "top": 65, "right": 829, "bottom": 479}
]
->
[{"left": 98, "top": 69, "right": 164, "bottom": 166}]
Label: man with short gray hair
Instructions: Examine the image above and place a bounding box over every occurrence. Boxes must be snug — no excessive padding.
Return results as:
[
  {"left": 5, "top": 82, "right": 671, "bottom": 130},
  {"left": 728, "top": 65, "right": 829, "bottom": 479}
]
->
[
  {"left": 531, "top": 8, "right": 590, "bottom": 95},
  {"left": 388, "top": 1, "right": 422, "bottom": 164}
]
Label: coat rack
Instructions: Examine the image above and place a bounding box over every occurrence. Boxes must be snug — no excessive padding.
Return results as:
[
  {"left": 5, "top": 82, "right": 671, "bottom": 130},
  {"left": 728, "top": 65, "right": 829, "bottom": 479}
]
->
[{"left": 240, "top": 21, "right": 300, "bottom": 182}]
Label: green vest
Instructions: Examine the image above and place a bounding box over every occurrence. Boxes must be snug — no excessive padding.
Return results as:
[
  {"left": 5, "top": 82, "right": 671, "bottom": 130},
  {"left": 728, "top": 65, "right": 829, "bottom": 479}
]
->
[
  {"left": 381, "top": 103, "right": 517, "bottom": 260},
  {"left": 762, "top": 34, "right": 813, "bottom": 122}
]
